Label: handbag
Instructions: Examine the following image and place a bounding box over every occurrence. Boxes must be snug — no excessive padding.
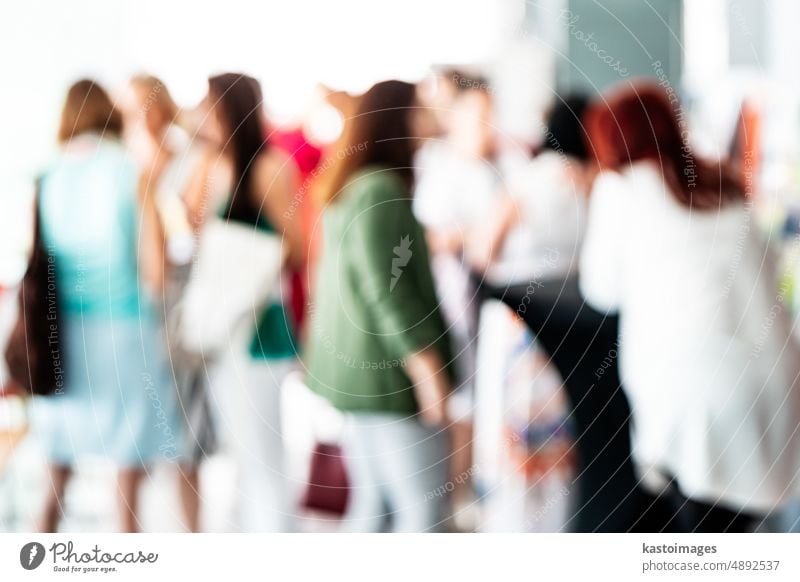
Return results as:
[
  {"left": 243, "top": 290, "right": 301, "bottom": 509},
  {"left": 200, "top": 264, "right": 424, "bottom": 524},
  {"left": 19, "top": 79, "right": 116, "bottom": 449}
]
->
[
  {"left": 4, "top": 184, "right": 65, "bottom": 396},
  {"left": 177, "top": 217, "right": 285, "bottom": 355},
  {"left": 301, "top": 441, "right": 350, "bottom": 516},
  {"left": 290, "top": 370, "right": 350, "bottom": 516}
]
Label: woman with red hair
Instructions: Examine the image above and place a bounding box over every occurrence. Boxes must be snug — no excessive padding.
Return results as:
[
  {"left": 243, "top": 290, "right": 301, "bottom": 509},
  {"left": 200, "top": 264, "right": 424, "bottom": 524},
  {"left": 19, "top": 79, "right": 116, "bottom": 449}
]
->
[{"left": 580, "top": 82, "right": 800, "bottom": 532}]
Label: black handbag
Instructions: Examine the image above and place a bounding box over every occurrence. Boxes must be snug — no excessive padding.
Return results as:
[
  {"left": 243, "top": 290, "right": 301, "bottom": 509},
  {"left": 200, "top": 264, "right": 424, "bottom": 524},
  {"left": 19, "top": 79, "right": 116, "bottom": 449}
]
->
[{"left": 4, "top": 180, "right": 65, "bottom": 396}]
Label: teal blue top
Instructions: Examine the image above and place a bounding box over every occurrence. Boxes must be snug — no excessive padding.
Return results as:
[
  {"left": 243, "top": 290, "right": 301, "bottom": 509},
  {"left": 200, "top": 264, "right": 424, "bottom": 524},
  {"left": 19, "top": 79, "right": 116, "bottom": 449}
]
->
[
  {"left": 218, "top": 200, "right": 297, "bottom": 361},
  {"left": 38, "top": 135, "right": 147, "bottom": 319}
]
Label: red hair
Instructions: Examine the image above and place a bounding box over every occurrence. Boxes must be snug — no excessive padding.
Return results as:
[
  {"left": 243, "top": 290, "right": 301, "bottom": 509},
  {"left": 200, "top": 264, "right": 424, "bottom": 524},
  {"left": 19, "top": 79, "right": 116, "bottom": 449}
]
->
[{"left": 585, "top": 82, "right": 743, "bottom": 209}]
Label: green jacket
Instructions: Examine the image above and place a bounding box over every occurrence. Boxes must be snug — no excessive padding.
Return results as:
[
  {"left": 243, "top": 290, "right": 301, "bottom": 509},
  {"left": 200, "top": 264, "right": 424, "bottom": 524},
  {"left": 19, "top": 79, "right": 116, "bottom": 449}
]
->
[{"left": 305, "top": 167, "right": 452, "bottom": 414}]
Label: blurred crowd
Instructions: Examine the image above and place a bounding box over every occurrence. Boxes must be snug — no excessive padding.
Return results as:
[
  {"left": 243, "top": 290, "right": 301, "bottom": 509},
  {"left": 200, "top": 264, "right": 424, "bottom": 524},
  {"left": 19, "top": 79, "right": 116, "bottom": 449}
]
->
[{"left": 2, "top": 66, "right": 800, "bottom": 534}]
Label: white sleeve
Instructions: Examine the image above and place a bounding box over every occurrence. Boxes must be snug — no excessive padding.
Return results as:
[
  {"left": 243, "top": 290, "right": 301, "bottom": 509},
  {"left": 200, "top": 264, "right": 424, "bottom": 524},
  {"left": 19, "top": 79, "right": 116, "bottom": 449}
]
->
[
  {"left": 412, "top": 169, "right": 439, "bottom": 227},
  {"left": 579, "top": 171, "right": 626, "bottom": 313},
  {"left": 412, "top": 144, "right": 445, "bottom": 228}
]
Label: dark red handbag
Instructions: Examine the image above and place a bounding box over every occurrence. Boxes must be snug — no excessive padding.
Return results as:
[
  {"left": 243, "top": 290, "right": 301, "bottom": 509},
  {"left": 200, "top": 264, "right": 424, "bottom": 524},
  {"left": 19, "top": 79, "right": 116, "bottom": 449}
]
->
[
  {"left": 4, "top": 184, "right": 65, "bottom": 396},
  {"left": 300, "top": 441, "right": 350, "bottom": 516}
]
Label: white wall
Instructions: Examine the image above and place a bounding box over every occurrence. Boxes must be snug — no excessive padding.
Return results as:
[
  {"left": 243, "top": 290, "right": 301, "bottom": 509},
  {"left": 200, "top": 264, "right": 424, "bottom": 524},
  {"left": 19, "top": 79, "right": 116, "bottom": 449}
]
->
[{"left": 0, "top": 0, "right": 521, "bottom": 283}]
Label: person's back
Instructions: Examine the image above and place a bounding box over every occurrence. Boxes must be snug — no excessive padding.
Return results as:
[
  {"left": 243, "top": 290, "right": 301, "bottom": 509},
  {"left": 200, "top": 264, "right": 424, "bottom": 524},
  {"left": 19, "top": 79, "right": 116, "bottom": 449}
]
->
[
  {"left": 484, "top": 94, "right": 591, "bottom": 284},
  {"left": 307, "top": 167, "right": 450, "bottom": 413},
  {"left": 413, "top": 140, "right": 498, "bottom": 233},
  {"left": 581, "top": 161, "right": 800, "bottom": 511},
  {"left": 492, "top": 150, "right": 587, "bottom": 282},
  {"left": 31, "top": 79, "right": 179, "bottom": 533},
  {"left": 589, "top": 163, "right": 791, "bottom": 383},
  {"left": 307, "top": 80, "right": 454, "bottom": 532},
  {"left": 40, "top": 134, "right": 143, "bottom": 318}
]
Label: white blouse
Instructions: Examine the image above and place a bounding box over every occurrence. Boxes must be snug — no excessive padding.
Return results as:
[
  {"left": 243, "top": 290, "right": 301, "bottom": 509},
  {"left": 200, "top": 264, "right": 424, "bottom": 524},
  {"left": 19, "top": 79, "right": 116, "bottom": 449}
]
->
[
  {"left": 580, "top": 162, "right": 800, "bottom": 512},
  {"left": 490, "top": 151, "right": 587, "bottom": 283}
]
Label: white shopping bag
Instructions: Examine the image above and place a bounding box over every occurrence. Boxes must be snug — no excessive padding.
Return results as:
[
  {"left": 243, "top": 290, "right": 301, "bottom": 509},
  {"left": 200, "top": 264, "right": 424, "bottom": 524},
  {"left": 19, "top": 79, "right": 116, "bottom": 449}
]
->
[{"left": 178, "top": 218, "right": 285, "bottom": 355}]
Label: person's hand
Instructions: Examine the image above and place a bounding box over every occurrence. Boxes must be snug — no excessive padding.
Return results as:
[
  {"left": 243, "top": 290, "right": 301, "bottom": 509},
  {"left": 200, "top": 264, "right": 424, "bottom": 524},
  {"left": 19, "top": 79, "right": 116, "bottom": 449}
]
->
[
  {"left": 405, "top": 349, "right": 451, "bottom": 427},
  {"left": 413, "top": 374, "right": 450, "bottom": 426},
  {"left": 182, "top": 149, "right": 216, "bottom": 231},
  {"left": 464, "top": 234, "right": 495, "bottom": 273},
  {"left": 426, "top": 229, "right": 463, "bottom": 256}
]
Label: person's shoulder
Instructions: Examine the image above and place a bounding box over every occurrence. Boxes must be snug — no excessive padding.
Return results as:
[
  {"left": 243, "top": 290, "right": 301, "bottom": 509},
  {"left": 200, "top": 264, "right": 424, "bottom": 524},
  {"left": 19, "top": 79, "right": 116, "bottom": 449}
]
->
[
  {"left": 625, "top": 161, "right": 667, "bottom": 194},
  {"left": 341, "top": 169, "right": 412, "bottom": 231},
  {"left": 511, "top": 151, "right": 568, "bottom": 190},
  {"left": 590, "top": 168, "right": 629, "bottom": 203},
  {"left": 38, "top": 150, "right": 62, "bottom": 179},
  {"left": 250, "top": 148, "right": 298, "bottom": 192},
  {"left": 98, "top": 138, "right": 138, "bottom": 174},
  {"left": 350, "top": 167, "right": 408, "bottom": 203},
  {"left": 97, "top": 136, "right": 131, "bottom": 157}
]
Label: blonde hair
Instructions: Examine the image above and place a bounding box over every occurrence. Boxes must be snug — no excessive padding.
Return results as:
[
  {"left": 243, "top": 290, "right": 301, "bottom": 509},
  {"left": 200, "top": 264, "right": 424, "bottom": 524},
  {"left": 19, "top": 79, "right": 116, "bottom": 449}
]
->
[{"left": 130, "top": 74, "right": 180, "bottom": 124}]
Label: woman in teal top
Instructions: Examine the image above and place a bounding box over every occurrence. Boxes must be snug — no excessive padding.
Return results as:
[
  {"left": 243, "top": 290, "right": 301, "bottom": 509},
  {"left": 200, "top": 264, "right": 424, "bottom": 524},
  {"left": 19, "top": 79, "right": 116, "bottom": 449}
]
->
[
  {"left": 307, "top": 80, "right": 454, "bottom": 532},
  {"left": 32, "top": 80, "right": 180, "bottom": 532},
  {"left": 183, "top": 73, "right": 303, "bottom": 532}
]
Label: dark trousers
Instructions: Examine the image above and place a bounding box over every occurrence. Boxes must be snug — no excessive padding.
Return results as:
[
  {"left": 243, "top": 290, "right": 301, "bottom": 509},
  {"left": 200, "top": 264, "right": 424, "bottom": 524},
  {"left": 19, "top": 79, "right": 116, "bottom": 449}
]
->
[
  {"left": 480, "top": 275, "right": 767, "bottom": 533},
  {"left": 638, "top": 486, "right": 763, "bottom": 533},
  {"left": 481, "top": 276, "right": 643, "bottom": 532}
]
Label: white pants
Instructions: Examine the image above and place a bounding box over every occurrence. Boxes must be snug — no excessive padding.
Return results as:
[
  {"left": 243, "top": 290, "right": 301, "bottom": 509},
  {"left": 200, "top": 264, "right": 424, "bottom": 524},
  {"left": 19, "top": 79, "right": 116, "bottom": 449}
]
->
[
  {"left": 430, "top": 255, "right": 478, "bottom": 420},
  {"left": 211, "top": 354, "right": 295, "bottom": 532},
  {"left": 342, "top": 412, "right": 449, "bottom": 532}
]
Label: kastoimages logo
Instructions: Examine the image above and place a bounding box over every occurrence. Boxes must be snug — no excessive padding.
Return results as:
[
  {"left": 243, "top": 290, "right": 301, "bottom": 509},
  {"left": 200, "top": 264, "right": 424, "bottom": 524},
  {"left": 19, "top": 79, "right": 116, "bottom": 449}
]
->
[{"left": 20, "top": 542, "right": 46, "bottom": 570}]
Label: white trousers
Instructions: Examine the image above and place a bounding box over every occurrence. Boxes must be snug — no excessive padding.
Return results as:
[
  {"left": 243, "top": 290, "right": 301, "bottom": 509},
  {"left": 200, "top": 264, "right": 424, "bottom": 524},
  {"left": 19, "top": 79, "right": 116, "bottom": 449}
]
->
[
  {"left": 342, "top": 412, "right": 449, "bottom": 532},
  {"left": 211, "top": 354, "right": 295, "bottom": 532}
]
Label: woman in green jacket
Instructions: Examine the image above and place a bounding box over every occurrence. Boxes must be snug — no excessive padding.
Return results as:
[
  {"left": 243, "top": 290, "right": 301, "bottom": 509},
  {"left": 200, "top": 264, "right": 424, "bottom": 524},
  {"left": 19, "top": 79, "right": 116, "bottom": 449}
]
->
[{"left": 306, "top": 80, "right": 454, "bottom": 532}]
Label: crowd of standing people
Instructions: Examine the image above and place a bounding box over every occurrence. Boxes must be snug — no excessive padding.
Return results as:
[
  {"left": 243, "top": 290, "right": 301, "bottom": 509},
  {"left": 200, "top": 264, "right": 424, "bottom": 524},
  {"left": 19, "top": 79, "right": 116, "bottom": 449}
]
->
[{"left": 4, "top": 68, "right": 800, "bottom": 533}]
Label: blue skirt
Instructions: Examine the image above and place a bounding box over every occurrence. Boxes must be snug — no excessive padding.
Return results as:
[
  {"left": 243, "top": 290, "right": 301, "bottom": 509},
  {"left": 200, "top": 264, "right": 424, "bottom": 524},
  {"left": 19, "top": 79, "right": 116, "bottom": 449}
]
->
[{"left": 30, "top": 314, "right": 182, "bottom": 467}]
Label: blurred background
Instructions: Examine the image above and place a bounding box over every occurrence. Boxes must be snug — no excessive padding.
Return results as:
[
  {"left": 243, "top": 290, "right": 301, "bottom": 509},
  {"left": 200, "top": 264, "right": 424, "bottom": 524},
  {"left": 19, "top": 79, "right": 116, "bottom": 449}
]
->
[
  {"left": 3, "top": 0, "right": 800, "bottom": 533},
  {"left": 5, "top": 0, "right": 800, "bottom": 279}
]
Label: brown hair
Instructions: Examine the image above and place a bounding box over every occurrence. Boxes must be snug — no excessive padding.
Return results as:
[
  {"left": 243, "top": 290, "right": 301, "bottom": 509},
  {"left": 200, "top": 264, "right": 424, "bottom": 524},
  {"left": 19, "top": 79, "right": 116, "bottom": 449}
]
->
[
  {"left": 57, "top": 79, "right": 124, "bottom": 143},
  {"left": 316, "top": 80, "right": 417, "bottom": 204},
  {"left": 585, "top": 82, "right": 743, "bottom": 210}
]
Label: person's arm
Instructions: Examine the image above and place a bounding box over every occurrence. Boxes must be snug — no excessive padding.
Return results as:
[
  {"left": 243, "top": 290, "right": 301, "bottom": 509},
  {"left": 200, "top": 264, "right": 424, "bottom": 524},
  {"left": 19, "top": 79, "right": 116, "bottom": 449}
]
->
[
  {"left": 252, "top": 152, "right": 304, "bottom": 269},
  {"left": 466, "top": 189, "right": 518, "bottom": 272},
  {"left": 578, "top": 172, "right": 625, "bottom": 312},
  {"left": 405, "top": 348, "right": 450, "bottom": 426},
  {"left": 349, "top": 175, "right": 452, "bottom": 425},
  {"left": 182, "top": 149, "right": 216, "bottom": 230},
  {"left": 136, "top": 160, "right": 167, "bottom": 294}
]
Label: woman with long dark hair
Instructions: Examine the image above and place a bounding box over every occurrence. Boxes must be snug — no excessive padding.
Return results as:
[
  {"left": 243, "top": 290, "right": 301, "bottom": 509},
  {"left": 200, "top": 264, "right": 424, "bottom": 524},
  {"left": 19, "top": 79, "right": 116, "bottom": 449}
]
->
[
  {"left": 580, "top": 82, "right": 800, "bottom": 532},
  {"left": 306, "top": 80, "right": 454, "bottom": 532},
  {"left": 184, "top": 73, "right": 303, "bottom": 531}
]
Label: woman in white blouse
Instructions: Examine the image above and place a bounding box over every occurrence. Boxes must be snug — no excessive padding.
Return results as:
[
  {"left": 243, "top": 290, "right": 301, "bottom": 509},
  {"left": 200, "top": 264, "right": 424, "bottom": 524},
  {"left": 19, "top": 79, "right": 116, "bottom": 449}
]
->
[{"left": 580, "top": 83, "right": 800, "bottom": 532}]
